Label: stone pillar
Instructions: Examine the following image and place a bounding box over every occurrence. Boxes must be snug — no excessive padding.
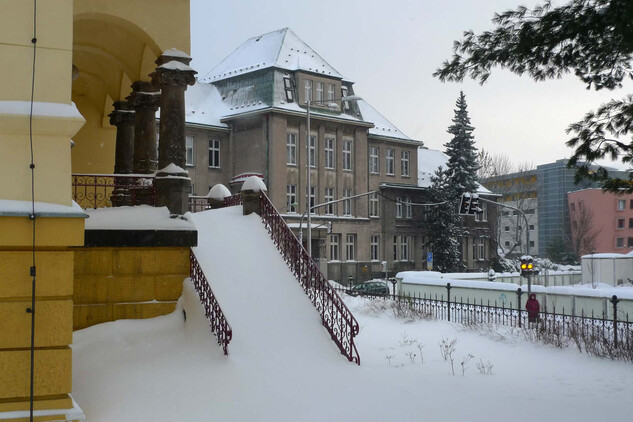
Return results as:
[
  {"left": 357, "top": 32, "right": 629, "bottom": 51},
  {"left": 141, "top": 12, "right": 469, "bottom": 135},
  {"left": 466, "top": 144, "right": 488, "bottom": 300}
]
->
[
  {"left": 108, "top": 100, "right": 135, "bottom": 206},
  {"left": 151, "top": 49, "right": 197, "bottom": 214},
  {"left": 128, "top": 81, "right": 160, "bottom": 205}
]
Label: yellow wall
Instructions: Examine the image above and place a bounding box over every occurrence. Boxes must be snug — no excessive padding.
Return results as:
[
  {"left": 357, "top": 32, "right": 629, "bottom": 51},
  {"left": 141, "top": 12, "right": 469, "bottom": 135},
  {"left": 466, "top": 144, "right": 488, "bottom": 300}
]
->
[
  {"left": 71, "top": 0, "right": 191, "bottom": 174},
  {"left": 73, "top": 247, "right": 189, "bottom": 329}
]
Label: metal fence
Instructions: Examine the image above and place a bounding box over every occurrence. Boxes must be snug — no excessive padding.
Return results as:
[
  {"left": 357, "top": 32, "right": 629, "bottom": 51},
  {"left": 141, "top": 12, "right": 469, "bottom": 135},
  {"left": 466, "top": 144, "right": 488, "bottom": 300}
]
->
[
  {"left": 72, "top": 173, "right": 155, "bottom": 209},
  {"left": 334, "top": 284, "right": 632, "bottom": 350},
  {"left": 190, "top": 251, "right": 232, "bottom": 355}
]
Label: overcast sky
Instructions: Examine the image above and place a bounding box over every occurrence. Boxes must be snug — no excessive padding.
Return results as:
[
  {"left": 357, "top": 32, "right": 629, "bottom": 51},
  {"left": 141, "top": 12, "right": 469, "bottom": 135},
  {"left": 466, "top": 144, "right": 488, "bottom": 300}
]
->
[{"left": 190, "top": 0, "right": 629, "bottom": 170}]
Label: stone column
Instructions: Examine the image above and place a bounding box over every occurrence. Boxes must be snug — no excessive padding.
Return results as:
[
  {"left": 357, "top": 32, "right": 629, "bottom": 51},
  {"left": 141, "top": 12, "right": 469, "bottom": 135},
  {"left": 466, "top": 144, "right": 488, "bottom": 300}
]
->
[
  {"left": 108, "top": 100, "right": 135, "bottom": 206},
  {"left": 151, "top": 49, "right": 197, "bottom": 214},
  {"left": 128, "top": 81, "right": 160, "bottom": 205}
]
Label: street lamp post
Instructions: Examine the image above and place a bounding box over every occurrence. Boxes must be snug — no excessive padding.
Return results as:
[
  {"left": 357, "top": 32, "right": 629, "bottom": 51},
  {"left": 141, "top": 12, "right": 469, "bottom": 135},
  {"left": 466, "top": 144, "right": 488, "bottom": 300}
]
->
[{"left": 305, "top": 95, "right": 361, "bottom": 258}]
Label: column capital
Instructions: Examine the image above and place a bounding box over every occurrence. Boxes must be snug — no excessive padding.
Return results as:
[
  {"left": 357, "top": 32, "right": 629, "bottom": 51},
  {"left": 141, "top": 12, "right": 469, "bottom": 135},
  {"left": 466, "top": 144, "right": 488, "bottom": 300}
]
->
[
  {"left": 128, "top": 81, "right": 161, "bottom": 111},
  {"left": 151, "top": 63, "right": 197, "bottom": 88},
  {"left": 108, "top": 100, "right": 135, "bottom": 127}
]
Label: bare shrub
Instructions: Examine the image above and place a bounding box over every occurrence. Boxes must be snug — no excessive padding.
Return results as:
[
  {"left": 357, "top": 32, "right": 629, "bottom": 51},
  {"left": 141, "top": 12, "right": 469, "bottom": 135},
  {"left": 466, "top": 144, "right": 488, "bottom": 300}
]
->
[
  {"left": 439, "top": 337, "right": 457, "bottom": 375},
  {"left": 476, "top": 358, "right": 494, "bottom": 375}
]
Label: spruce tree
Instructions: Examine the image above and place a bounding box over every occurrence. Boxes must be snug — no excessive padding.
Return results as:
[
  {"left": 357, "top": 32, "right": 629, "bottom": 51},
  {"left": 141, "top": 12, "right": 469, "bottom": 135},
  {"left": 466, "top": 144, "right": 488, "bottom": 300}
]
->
[
  {"left": 444, "top": 91, "right": 479, "bottom": 197},
  {"left": 426, "top": 167, "right": 463, "bottom": 272}
]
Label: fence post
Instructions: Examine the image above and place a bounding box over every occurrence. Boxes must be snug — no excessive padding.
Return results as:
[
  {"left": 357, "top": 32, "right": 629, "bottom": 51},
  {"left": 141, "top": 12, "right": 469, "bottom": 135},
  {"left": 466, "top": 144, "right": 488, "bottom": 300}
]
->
[
  {"left": 516, "top": 288, "right": 523, "bottom": 328},
  {"left": 446, "top": 283, "right": 452, "bottom": 322},
  {"left": 610, "top": 295, "right": 620, "bottom": 347}
]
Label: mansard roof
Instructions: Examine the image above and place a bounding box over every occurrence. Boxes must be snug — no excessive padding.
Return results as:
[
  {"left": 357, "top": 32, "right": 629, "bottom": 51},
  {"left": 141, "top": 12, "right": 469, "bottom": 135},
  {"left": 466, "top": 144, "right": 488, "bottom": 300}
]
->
[{"left": 201, "top": 28, "right": 343, "bottom": 83}]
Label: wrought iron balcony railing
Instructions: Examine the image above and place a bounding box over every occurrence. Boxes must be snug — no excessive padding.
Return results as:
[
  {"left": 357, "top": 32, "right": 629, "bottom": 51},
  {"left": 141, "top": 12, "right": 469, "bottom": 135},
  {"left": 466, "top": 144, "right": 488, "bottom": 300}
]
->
[
  {"left": 72, "top": 173, "right": 155, "bottom": 209},
  {"left": 258, "top": 192, "right": 360, "bottom": 364},
  {"left": 190, "top": 250, "right": 233, "bottom": 355}
]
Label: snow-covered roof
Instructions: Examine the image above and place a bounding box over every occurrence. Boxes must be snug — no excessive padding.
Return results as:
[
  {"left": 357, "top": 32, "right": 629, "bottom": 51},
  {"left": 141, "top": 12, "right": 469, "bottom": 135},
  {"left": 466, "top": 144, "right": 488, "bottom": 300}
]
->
[
  {"left": 201, "top": 28, "right": 343, "bottom": 83},
  {"left": 184, "top": 83, "right": 231, "bottom": 129},
  {"left": 417, "top": 148, "right": 492, "bottom": 194},
  {"left": 357, "top": 100, "right": 415, "bottom": 142}
]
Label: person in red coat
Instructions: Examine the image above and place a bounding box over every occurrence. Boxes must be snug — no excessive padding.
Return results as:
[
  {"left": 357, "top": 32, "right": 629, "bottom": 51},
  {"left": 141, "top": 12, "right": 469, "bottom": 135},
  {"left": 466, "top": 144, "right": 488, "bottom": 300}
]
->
[{"left": 526, "top": 293, "right": 540, "bottom": 323}]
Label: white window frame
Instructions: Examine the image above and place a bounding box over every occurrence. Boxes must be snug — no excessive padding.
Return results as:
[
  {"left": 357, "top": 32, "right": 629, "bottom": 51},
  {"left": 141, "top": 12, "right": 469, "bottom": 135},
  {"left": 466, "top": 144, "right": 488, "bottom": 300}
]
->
[
  {"left": 283, "top": 76, "right": 294, "bottom": 102},
  {"left": 324, "top": 137, "right": 335, "bottom": 169},
  {"left": 305, "top": 79, "right": 313, "bottom": 103},
  {"left": 208, "top": 139, "right": 220, "bottom": 168},
  {"left": 186, "top": 135, "right": 194, "bottom": 166},
  {"left": 369, "top": 192, "right": 379, "bottom": 217},
  {"left": 343, "top": 189, "right": 352, "bottom": 216},
  {"left": 316, "top": 81, "right": 324, "bottom": 101},
  {"left": 341, "top": 86, "right": 350, "bottom": 111},
  {"left": 327, "top": 83, "right": 335, "bottom": 100},
  {"left": 324, "top": 187, "right": 334, "bottom": 215},
  {"left": 404, "top": 197, "right": 412, "bottom": 219},
  {"left": 396, "top": 196, "right": 403, "bottom": 218},
  {"left": 477, "top": 238, "right": 485, "bottom": 260},
  {"left": 386, "top": 149, "right": 395, "bottom": 175},
  {"left": 343, "top": 139, "right": 353, "bottom": 171},
  {"left": 287, "top": 133, "right": 297, "bottom": 165},
  {"left": 329, "top": 234, "right": 340, "bottom": 261},
  {"left": 617, "top": 237, "right": 625, "bottom": 248},
  {"left": 370, "top": 235, "right": 380, "bottom": 261},
  {"left": 286, "top": 185, "right": 297, "bottom": 213},
  {"left": 618, "top": 199, "right": 626, "bottom": 210},
  {"left": 401, "top": 150, "right": 410, "bottom": 177},
  {"left": 346, "top": 234, "right": 356, "bottom": 261},
  {"left": 369, "top": 146, "right": 379, "bottom": 174},
  {"left": 309, "top": 135, "right": 317, "bottom": 168},
  {"left": 399, "top": 235, "right": 410, "bottom": 261}
]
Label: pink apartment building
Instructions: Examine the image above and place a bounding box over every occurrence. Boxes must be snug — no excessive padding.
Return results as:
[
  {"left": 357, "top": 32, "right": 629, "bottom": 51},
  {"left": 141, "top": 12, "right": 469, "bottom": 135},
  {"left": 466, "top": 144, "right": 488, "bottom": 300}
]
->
[{"left": 568, "top": 189, "right": 633, "bottom": 256}]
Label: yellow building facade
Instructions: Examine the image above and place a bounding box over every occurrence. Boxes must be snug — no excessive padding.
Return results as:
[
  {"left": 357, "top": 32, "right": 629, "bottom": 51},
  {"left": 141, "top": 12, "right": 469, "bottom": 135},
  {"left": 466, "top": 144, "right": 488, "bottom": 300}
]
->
[{"left": 0, "top": 1, "right": 190, "bottom": 420}]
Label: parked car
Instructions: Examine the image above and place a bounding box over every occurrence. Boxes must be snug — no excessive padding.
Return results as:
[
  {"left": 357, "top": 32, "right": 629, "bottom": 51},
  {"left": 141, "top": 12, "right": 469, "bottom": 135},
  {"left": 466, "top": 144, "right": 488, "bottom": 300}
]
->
[{"left": 348, "top": 281, "right": 390, "bottom": 296}]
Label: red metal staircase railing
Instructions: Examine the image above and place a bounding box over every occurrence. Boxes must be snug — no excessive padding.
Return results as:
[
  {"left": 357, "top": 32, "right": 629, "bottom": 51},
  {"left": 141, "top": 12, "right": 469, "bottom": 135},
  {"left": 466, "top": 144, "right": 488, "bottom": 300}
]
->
[
  {"left": 190, "top": 251, "right": 233, "bottom": 355},
  {"left": 258, "top": 193, "right": 360, "bottom": 364}
]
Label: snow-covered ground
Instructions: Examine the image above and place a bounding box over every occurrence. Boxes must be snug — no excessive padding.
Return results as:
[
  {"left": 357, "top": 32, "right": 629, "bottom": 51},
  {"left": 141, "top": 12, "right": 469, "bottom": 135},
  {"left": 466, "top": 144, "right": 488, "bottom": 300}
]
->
[{"left": 72, "top": 207, "right": 633, "bottom": 421}]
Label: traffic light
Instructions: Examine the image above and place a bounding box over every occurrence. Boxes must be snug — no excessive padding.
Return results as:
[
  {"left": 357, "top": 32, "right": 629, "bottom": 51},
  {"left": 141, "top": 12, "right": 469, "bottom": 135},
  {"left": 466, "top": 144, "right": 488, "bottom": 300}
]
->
[
  {"left": 520, "top": 257, "right": 535, "bottom": 277},
  {"left": 459, "top": 193, "right": 483, "bottom": 215},
  {"left": 459, "top": 194, "right": 472, "bottom": 215}
]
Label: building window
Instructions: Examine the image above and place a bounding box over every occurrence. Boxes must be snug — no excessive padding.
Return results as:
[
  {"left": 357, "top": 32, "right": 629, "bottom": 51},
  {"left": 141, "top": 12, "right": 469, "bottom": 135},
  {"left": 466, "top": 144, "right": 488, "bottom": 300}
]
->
[
  {"left": 628, "top": 237, "right": 633, "bottom": 248},
  {"left": 329, "top": 234, "right": 339, "bottom": 261},
  {"left": 287, "top": 133, "right": 297, "bottom": 165},
  {"left": 343, "top": 189, "right": 352, "bottom": 216},
  {"left": 399, "top": 235, "right": 410, "bottom": 261},
  {"left": 618, "top": 199, "right": 626, "bottom": 210},
  {"left": 502, "top": 211, "right": 510, "bottom": 216},
  {"left": 630, "top": 199, "right": 633, "bottom": 210},
  {"left": 309, "top": 135, "right": 317, "bottom": 168},
  {"left": 208, "top": 139, "right": 220, "bottom": 168},
  {"left": 324, "top": 188, "right": 334, "bottom": 215},
  {"left": 504, "top": 241, "right": 510, "bottom": 247},
  {"left": 475, "top": 203, "right": 488, "bottom": 222},
  {"left": 396, "top": 197, "right": 403, "bottom": 218},
  {"left": 327, "top": 83, "right": 335, "bottom": 100},
  {"left": 570, "top": 203, "right": 576, "bottom": 211},
  {"left": 370, "top": 235, "right": 380, "bottom": 261},
  {"left": 529, "top": 240, "right": 535, "bottom": 247},
  {"left": 286, "top": 185, "right": 297, "bottom": 213},
  {"left": 309, "top": 186, "right": 316, "bottom": 210},
  {"left": 369, "top": 146, "right": 379, "bottom": 174},
  {"left": 369, "top": 192, "right": 379, "bottom": 217},
  {"left": 616, "top": 237, "right": 624, "bottom": 248},
  {"left": 473, "top": 238, "right": 485, "bottom": 260},
  {"left": 401, "top": 151, "right": 410, "bottom": 177},
  {"left": 316, "top": 81, "right": 324, "bottom": 101},
  {"left": 386, "top": 149, "right": 395, "bottom": 175},
  {"left": 618, "top": 218, "right": 625, "bottom": 229},
  {"left": 343, "top": 140, "right": 353, "bottom": 171},
  {"left": 324, "top": 137, "right": 335, "bottom": 169},
  {"left": 529, "top": 224, "right": 535, "bottom": 231},
  {"left": 504, "top": 226, "right": 510, "bottom": 232},
  {"left": 393, "top": 236, "right": 398, "bottom": 260},
  {"left": 305, "top": 79, "right": 313, "bottom": 102},
  {"left": 283, "top": 76, "right": 294, "bottom": 102},
  {"left": 346, "top": 234, "right": 356, "bottom": 261},
  {"left": 341, "top": 86, "right": 350, "bottom": 111},
  {"left": 185, "top": 135, "right": 194, "bottom": 166},
  {"left": 404, "top": 197, "right": 412, "bottom": 219}
]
